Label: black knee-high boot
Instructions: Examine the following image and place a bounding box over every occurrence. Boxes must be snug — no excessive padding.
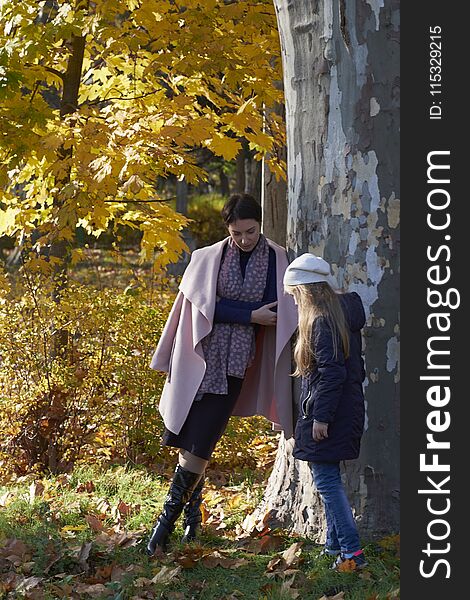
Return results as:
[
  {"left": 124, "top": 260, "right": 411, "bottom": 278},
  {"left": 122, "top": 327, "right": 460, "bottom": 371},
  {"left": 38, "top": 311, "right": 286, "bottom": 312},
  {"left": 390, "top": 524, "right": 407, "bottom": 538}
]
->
[
  {"left": 146, "top": 465, "right": 202, "bottom": 555},
  {"left": 181, "top": 473, "right": 205, "bottom": 543}
]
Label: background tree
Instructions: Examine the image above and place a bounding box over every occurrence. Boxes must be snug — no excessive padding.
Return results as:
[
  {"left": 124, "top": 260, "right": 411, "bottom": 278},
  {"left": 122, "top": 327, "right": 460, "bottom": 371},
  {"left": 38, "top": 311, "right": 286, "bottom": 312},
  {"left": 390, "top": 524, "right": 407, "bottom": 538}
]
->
[
  {"left": 0, "top": 0, "right": 286, "bottom": 272},
  {"left": 251, "top": 0, "right": 400, "bottom": 540}
]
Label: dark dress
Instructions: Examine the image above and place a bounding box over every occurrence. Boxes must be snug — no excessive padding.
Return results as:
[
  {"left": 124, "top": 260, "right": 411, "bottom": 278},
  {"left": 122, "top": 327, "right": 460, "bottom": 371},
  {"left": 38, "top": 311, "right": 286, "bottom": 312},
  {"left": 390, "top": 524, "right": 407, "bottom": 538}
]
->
[{"left": 162, "top": 245, "right": 277, "bottom": 459}]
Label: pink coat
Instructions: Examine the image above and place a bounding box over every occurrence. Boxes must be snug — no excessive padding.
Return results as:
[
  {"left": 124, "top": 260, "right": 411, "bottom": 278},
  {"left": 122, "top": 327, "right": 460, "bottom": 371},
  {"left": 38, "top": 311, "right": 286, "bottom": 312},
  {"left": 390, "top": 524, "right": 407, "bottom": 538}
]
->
[{"left": 150, "top": 237, "right": 298, "bottom": 438}]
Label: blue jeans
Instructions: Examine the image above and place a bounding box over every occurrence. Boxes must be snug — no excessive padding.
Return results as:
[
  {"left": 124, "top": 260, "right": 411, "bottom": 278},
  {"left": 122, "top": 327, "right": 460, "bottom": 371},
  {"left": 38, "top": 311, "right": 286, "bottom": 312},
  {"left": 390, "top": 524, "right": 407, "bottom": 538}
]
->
[{"left": 310, "top": 461, "right": 360, "bottom": 555}]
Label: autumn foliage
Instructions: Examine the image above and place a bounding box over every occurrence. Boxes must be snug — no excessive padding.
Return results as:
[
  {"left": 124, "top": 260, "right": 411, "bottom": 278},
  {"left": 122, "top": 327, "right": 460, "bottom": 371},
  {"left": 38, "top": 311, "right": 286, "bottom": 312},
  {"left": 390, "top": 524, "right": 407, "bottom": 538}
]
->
[
  {"left": 0, "top": 271, "right": 171, "bottom": 477},
  {"left": 0, "top": 0, "right": 285, "bottom": 269}
]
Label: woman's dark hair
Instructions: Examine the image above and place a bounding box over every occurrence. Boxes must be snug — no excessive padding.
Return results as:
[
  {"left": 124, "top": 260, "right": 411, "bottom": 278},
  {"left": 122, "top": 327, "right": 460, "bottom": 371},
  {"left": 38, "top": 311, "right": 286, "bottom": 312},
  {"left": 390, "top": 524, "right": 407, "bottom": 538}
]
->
[{"left": 221, "top": 193, "right": 262, "bottom": 226}]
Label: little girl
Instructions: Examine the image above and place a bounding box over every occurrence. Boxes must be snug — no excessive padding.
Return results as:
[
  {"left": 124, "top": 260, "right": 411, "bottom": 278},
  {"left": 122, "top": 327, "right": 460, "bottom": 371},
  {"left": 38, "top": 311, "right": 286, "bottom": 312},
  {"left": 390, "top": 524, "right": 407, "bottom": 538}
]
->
[{"left": 283, "top": 253, "right": 367, "bottom": 570}]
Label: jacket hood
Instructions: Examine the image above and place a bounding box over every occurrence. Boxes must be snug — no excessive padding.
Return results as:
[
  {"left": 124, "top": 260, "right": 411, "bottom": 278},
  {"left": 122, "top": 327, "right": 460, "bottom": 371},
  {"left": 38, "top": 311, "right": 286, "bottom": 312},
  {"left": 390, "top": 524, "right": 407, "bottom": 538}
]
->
[{"left": 340, "top": 292, "right": 366, "bottom": 332}]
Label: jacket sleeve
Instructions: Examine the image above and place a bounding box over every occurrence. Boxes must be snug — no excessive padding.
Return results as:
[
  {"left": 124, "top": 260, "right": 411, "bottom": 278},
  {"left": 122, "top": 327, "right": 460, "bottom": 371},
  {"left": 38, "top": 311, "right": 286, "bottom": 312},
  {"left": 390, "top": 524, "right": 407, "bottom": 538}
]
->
[
  {"left": 311, "top": 318, "right": 347, "bottom": 423},
  {"left": 214, "top": 298, "right": 268, "bottom": 324}
]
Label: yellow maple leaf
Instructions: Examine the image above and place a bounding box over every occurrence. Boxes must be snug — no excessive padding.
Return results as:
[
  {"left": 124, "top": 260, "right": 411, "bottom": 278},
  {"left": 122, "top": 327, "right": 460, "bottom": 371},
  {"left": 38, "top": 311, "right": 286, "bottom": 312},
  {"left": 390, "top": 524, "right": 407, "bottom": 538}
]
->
[
  {"left": 0, "top": 207, "right": 19, "bottom": 235},
  {"left": 206, "top": 133, "right": 240, "bottom": 161}
]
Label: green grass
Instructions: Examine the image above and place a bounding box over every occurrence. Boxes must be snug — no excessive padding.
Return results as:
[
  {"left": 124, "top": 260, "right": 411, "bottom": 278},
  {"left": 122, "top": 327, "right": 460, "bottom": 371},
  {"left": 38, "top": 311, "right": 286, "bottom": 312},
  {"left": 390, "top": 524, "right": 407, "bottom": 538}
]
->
[{"left": 0, "top": 466, "right": 399, "bottom": 599}]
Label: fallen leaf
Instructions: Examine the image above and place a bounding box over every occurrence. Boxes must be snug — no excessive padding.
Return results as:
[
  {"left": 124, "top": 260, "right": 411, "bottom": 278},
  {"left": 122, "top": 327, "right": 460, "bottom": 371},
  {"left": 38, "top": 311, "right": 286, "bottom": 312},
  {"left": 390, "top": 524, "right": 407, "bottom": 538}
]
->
[
  {"left": 0, "top": 557, "right": 12, "bottom": 572},
  {"left": 318, "top": 593, "right": 345, "bottom": 600},
  {"left": 0, "top": 539, "right": 29, "bottom": 559},
  {"left": 176, "top": 555, "right": 199, "bottom": 569},
  {"left": 117, "top": 500, "right": 131, "bottom": 516},
  {"left": 0, "top": 572, "right": 17, "bottom": 593},
  {"left": 337, "top": 558, "right": 357, "bottom": 572},
  {"left": 247, "top": 534, "right": 284, "bottom": 554},
  {"left": 0, "top": 492, "right": 13, "bottom": 507},
  {"left": 200, "top": 502, "right": 211, "bottom": 524},
  {"left": 44, "top": 549, "right": 64, "bottom": 574},
  {"left": 227, "top": 494, "right": 245, "bottom": 510},
  {"left": 266, "top": 556, "right": 283, "bottom": 572},
  {"left": 19, "top": 560, "right": 35, "bottom": 574},
  {"left": 86, "top": 514, "right": 105, "bottom": 532},
  {"left": 241, "top": 508, "right": 279, "bottom": 535},
  {"left": 134, "top": 577, "right": 153, "bottom": 588},
  {"left": 201, "top": 551, "right": 247, "bottom": 570},
  {"left": 15, "top": 575, "right": 43, "bottom": 593},
  {"left": 95, "top": 498, "right": 111, "bottom": 514},
  {"left": 109, "top": 565, "right": 125, "bottom": 582},
  {"left": 71, "top": 541, "right": 92, "bottom": 572},
  {"left": 266, "top": 568, "right": 302, "bottom": 580},
  {"left": 281, "top": 575, "right": 301, "bottom": 599},
  {"left": 150, "top": 565, "right": 181, "bottom": 584},
  {"left": 175, "top": 545, "right": 212, "bottom": 568},
  {"left": 91, "top": 564, "right": 114, "bottom": 582},
  {"left": 55, "top": 474, "right": 71, "bottom": 487},
  {"left": 94, "top": 531, "right": 140, "bottom": 551},
  {"left": 76, "top": 481, "right": 95, "bottom": 493},
  {"left": 74, "top": 582, "right": 110, "bottom": 597},
  {"left": 282, "top": 542, "right": 303, "bottom": 567},
  {"left": 29, "top": 481, "right": 45, "bottom": 504}
]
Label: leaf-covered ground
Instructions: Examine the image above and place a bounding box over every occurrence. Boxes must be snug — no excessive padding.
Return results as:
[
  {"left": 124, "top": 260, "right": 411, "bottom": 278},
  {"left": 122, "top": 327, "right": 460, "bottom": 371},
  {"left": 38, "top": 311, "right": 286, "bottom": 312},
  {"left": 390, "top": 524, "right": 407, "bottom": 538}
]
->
[{"left": 0, "top": 465, "right": 399, "bottom": 599}]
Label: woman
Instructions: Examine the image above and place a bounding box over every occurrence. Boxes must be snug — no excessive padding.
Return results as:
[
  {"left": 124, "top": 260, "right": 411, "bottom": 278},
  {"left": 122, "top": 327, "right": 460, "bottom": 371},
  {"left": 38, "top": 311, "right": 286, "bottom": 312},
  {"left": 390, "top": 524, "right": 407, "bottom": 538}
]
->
[
  {"left": 147, "top": 193, "right": 297, "bottom": 554},
  {"left": 283, "top": 253, "right": 367, "bottom": 570}
]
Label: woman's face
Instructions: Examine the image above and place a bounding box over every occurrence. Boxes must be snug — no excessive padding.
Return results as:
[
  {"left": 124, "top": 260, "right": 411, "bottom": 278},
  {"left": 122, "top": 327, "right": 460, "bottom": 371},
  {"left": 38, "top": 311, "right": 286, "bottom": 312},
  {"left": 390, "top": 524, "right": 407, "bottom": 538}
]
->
[{"left": 227, "top": 219, "right": 261, "bottom": 252}]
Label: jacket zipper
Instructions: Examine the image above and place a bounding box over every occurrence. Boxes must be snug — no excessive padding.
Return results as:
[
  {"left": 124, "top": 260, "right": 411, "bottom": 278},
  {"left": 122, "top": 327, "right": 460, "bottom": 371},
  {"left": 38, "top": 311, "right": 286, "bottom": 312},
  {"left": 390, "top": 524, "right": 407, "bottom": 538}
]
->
[{"left": 301, "top": 391, "right": 313, "bottom": 419}]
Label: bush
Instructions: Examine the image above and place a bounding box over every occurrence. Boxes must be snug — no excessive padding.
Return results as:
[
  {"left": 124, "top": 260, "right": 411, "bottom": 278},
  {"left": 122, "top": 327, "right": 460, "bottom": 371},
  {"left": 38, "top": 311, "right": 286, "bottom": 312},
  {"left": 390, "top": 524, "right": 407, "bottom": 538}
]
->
[
  {"left": 0, "top": 273, "right": 174, "bottom": 479},
  {"left": 186, "top": 193, "right": 227, "bottom": 247},
  {"left": 0, "top": 264, "right": 275, "bottom": 482}
]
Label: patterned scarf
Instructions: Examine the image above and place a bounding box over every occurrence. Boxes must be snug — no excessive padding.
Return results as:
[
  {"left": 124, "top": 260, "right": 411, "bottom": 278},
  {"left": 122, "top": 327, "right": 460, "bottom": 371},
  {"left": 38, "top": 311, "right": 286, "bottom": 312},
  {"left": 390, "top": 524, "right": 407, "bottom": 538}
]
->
[{"left": 197, "top": 234, "right": 270, "bottom": 397}]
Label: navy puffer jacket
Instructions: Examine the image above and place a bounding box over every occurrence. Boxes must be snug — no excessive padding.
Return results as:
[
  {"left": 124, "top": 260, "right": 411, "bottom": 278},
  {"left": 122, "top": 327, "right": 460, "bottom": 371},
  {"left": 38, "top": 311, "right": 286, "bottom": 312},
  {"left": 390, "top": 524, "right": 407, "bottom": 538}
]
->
[{"left": 293, "top": 292, "right": 366, "bottom": 463}]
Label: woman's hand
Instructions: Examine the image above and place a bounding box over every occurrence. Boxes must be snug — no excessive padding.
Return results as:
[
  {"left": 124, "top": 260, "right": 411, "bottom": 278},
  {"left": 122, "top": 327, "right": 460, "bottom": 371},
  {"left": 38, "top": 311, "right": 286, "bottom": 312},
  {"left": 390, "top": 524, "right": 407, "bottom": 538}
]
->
[
  {"left": 312, "top": 421, "right": 329, "bottom": 442},
  {"left": 250, "top": 301, "right": 278, "bottom": 326}
]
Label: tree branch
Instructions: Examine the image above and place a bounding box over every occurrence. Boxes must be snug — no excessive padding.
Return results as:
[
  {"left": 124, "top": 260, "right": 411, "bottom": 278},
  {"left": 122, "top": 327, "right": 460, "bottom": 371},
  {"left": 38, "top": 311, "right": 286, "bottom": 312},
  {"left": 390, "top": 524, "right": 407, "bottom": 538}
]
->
[
  {"left": 44, "top": 65, "right": 66, "bottom": 81},
  {"left": 103, "top": 197, "right": 176, "bottom": 203},
  {"left": 85, "top": 89, "right": 160, "bottom": 107},
  {"left": 24, "top": 63, "right": 65, "bottom": 81}
]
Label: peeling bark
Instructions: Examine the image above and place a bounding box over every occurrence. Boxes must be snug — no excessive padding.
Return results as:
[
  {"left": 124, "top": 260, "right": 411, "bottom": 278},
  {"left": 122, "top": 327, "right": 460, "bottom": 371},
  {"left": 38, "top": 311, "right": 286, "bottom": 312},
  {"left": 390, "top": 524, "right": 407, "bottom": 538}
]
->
[{"left": 255, "top": 0, "right": 400, "bottom": 540}]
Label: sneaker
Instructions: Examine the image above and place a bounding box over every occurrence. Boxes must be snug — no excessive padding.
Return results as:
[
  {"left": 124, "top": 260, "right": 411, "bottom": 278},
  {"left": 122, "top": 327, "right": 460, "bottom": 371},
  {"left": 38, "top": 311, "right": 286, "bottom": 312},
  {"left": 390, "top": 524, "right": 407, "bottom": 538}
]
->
[{"left": 332, "top": 550, "right": 367, "bottom": 571}]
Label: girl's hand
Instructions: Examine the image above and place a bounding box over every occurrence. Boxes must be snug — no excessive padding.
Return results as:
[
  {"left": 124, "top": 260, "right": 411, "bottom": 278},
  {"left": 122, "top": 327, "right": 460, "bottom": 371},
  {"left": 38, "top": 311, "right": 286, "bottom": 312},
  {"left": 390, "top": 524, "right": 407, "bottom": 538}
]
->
[
  {"left": 250, "top": 302, "right": 278, "bottom": 326},
  {"left": 312, "top": 421, "right": 329, "bottom": 442}
]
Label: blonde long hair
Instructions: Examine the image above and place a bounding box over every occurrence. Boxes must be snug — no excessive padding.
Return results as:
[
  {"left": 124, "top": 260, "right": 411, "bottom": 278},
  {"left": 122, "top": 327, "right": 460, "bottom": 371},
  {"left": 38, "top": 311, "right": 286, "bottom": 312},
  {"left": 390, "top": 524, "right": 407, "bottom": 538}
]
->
[{"left": 286, "top": 282, "right": 350, "bottom": 377}]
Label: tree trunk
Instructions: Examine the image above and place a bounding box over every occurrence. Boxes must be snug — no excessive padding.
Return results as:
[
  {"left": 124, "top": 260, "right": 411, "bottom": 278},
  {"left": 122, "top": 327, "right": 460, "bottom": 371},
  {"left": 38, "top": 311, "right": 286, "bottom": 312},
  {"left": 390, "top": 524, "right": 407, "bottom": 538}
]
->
[
  {"left": 235, "top": 142, "right": 247, "bottom": 193},
  {"left": 219, "top": 167, "right": 230, "bottom": 197},
  {"left": 250, "top": 155, "right": 262, "bottom": 204},
  {"left": 254, "top": 0, "right": 400, "bottom": 541},
  {"left": 168, "top": 177, "right": 196, "bottom": 276},
  {"left": 175, "top": 178, "right": 189, "bottom": 215},
  {"left": 243, "top": 153, "right": 261, "bottom": 203},
  {"left": 48, "top": 3, "right": 87, "bottom": 471},
  {"left": 50, "top": 1, "right": 88, "bottom": 302},
  {"left": 262, "top": 98, "right": 288, "bottom": 246}
]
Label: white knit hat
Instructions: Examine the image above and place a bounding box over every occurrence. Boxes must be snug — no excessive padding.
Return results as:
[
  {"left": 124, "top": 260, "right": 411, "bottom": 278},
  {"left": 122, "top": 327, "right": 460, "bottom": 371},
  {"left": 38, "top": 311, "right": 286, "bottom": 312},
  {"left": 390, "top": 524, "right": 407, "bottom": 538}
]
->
[{"left": 283, "top": 253, "right": 333, "bottom": 286}]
